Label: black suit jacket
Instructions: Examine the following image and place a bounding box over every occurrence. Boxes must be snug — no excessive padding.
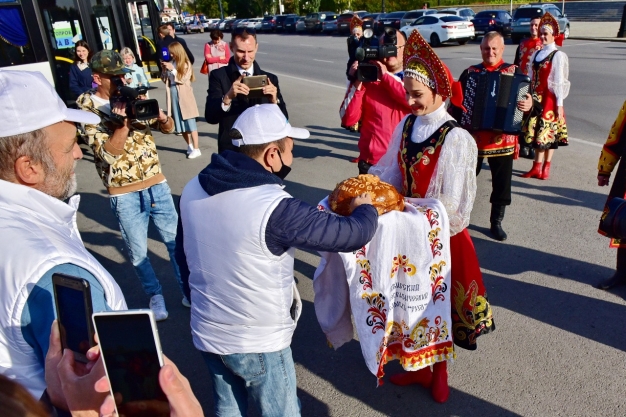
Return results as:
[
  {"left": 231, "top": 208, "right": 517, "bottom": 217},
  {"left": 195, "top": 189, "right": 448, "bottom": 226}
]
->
[
  {"left": 156, "top": 35, "right": 195, "bottom": 65},
  {"left": 205, "top": 58, "right": 288, "bottom": 153}
]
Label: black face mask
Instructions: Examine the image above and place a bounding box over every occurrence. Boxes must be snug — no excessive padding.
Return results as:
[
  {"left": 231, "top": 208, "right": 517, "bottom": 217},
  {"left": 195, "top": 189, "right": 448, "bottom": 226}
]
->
[{"left": 272, "top": 151, "right": 291, "bottom": 180}]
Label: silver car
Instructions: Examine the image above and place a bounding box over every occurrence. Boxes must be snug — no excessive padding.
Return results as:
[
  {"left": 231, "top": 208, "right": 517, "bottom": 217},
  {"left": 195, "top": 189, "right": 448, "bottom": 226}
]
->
[{"left": 400, "top": 10, "right": 437, "bottom": 28}]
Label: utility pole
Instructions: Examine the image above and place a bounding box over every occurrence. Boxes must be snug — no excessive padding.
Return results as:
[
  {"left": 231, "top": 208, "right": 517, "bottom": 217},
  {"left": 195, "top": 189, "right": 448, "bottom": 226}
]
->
[
  {"left": 382, "top": 0, "right": 385, "bottom": 13},
  {"left": 218, "top": 0, "right": 224, "bottom": 19}
]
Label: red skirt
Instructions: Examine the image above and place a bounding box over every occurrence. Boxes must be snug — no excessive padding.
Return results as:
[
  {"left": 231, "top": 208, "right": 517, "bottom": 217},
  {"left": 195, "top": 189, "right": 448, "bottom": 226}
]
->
[{"left": 450, "top": 228, "right": 495, "bottom": 350}]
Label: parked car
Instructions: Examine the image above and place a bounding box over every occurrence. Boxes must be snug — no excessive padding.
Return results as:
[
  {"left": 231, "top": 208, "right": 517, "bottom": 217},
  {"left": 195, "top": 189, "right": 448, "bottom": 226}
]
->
[
  {"left": 262, "top": 15, "right": 276, "bottom": 32},
  {"left": 247, "top": 18, "right": 263, "bottom": 30},
  {"left": 378, "top": 11, "right": 406, "bottom": 31},
  {"left": 438, "top": 7, "right": 476, "bottom": 21},
  {"left": 471, "top": 10, "right": 512, "bottom": 37},
  {"left": 511, "top": 4, "right": 570, "bottom": 43},
  {"left": 223, "top": 18, "right": 236, "bottom": 32},
  {"left": 305, "top": 11, "right": 335, "bottom": 33},
  {"left": 174, "top": 21, "right": 188, "bottom": 32},
  {"left": 284, "top": 15, "right": 300, "bottom": 32},
  {"left": 295, "top": 16, "right": 307, "bottom": 33},
  {"left": 401, "top": 14, "right": 474, "bottom": 46},
  {"left": 336, "top": 11, "right": 369, "bottom": 35},
  {"left": 186, "top": 18, "right": 204, "bottom": 33},
  {"left": 401, "top": 10, "right": 437, "bottom": 28},
  {"left": 276, "top": 14, "right": 297, "bottom": 31},
  {"left": 322, "top": 14, "right": 339, "bottom": 34}
]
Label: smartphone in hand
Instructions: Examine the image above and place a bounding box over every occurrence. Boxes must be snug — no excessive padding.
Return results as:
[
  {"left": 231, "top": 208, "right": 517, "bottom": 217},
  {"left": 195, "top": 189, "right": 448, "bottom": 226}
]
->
[
  {"left": 241, "top": 74, "right": 268, "bottom": 98},
  {"left": 93, "top": 310, "right": 168, "bottom": 416},
  {"left": 52, "top": 273, "right": 95, "bottom": 363}
]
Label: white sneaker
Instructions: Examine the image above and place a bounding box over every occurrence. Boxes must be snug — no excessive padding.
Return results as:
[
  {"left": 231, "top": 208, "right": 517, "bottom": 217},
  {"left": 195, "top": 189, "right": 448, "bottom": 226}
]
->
[
  {"left": 188, "top": 149, "right": 201, "bottom": 159},
  {"left": 149, "top": 295, "right": 169, "bottom": 321},
  {"left": 182, "top": 296, "right": 191, "bottom": 308},
  {"left": 186, "top": 145, "right": 194, "bottom": 155}
]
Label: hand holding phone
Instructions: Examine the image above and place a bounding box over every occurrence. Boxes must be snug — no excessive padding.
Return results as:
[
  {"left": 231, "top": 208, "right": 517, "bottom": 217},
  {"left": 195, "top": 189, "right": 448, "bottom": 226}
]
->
[
  {"left": 52, "top": 273, "right": 95, "bottom": 363},
  {"left": 241, "top": 75, "right": 268, "bottom": 99},
  {"left": 93, "top": 310, "right": 168, "bottom": 416}
]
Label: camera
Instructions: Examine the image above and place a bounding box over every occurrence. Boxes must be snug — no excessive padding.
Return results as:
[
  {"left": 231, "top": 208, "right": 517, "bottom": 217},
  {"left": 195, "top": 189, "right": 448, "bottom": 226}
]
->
[
  {"left": 354, "top": 26, "right": 398, "bottom": 83},
  {"left": 109, "top": 79, "right": 160, "bottom": 123}
]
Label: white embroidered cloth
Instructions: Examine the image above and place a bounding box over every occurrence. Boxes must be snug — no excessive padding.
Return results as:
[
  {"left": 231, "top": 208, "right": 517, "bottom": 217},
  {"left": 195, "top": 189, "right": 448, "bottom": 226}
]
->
[{"left": 314, "top": 197, "right": 454, "bottom": 383}]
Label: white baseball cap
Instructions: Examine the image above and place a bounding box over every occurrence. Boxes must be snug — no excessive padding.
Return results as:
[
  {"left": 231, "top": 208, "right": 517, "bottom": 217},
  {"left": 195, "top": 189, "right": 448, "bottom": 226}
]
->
[
  {"left": 0, "top": 70, "right": 101, "bottom": 138},
  {"left": 231, "top": 104, "right": 310, "bottom": 147}
]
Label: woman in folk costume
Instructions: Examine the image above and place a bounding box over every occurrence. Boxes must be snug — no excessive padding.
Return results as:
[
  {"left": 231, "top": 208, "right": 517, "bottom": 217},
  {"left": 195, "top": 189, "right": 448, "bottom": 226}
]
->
[
  {"left": 597, "top": 99, "right": 626, "bottom": 290},
  {"left": 370, "top": 30, "right": 495, "bottom": 403},
  {"left": 521, "top": 12, "right": 570, "bottom": 180}
]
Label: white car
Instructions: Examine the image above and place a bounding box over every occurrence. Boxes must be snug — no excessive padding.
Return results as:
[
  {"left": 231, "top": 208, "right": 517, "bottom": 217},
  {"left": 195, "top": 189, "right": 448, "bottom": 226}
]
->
[
  {"left": 401, "top": 14, "right": 474, "bottom": 47},
  {"left": 438, "top": 7, "right": 476, "bottom": 22},
  {"left": 247, "top": 18, "right": 263, "bottom": 30}
]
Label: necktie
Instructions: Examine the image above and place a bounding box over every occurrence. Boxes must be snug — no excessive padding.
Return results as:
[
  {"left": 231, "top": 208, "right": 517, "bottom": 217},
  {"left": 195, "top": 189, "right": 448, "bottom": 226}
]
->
[{"left": 243, "top": 71, "right": 250, "bottom": 77}]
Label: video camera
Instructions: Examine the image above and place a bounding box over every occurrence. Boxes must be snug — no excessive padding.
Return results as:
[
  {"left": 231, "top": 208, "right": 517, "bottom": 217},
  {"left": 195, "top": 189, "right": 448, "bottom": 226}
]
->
[
  {"left": 109, "top": 80, "right": 160, "bottom": 123},
  {"left": 354, "top": 26, "right": 398, "bottom": 82}
]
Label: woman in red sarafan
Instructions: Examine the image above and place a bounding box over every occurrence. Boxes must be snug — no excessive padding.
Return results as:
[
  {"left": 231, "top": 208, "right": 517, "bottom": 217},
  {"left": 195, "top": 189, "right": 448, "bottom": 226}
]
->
[
  {"left": 521, "top": 12, "right": 570, "bottom": 180},
  {"left": 370, "top": 29, "right": 495, "bottom": 404}
]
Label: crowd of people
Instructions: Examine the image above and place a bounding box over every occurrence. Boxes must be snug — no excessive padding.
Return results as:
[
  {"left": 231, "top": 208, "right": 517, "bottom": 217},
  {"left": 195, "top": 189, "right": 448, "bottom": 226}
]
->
[{"left": 0, "top": 11, "right": 623, "bottom": 417}]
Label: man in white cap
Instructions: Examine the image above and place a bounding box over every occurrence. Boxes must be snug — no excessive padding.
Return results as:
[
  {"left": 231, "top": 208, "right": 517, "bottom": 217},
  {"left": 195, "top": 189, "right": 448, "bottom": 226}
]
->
[
  {"left": 175, "top": 103, "right": 378, "bottom": 417},
  {"left": 0, "top": 70, "right": 127, "bottom": 405}
]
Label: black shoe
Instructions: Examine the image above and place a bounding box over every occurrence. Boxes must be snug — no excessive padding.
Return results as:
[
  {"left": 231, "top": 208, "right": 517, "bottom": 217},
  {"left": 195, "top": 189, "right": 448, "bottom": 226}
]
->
[
  {"left": 489, "top": 205, "right": 508, "bottom": 241},
  {"left": 597, "top": 271, "right": 626, "bottom": 290}
]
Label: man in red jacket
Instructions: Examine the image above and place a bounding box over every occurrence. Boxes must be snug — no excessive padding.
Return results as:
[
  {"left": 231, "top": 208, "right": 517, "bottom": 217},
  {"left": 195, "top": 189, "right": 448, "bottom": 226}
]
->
[{"left": 340, "top": 29, "right": 411, "bottom": 174}]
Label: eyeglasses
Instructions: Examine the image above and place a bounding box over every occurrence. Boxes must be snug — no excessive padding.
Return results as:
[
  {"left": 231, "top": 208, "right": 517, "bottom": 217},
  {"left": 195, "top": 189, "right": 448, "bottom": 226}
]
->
[{"left": 233, "top": 27, "right": 256, "bottom": 36}]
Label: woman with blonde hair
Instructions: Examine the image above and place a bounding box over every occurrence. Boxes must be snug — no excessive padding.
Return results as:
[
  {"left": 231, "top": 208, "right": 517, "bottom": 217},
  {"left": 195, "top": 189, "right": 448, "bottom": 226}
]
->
[
  {"left": 120, "top": 47, "right": 149, "bottom": 88},
  {"left": 162, "top": 42, "right": 201, "bottom": 158}
]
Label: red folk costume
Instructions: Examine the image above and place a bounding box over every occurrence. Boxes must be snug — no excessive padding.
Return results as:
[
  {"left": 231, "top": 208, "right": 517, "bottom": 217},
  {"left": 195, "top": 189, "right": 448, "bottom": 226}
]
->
[
  {"left": 515, "top": 37, "right": 542, "bottom": 76},
  {"left": 523, "top": 12, "right": 570, "bottom": 150},
  {"left": 371, "top": 30, "right": 495, "bottom": 352},
  {"left": 598, "top": 100, "right": 626, "bottom": 247}
]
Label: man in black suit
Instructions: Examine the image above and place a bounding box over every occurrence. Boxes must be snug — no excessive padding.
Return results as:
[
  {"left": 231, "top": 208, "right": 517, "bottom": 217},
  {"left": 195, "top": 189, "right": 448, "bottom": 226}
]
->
[
  {"left": 205, "top": 28, "right": 288, "bottom": 153},
  {"left": 156, "top": 24, "right": 195, "bottom": 64}
]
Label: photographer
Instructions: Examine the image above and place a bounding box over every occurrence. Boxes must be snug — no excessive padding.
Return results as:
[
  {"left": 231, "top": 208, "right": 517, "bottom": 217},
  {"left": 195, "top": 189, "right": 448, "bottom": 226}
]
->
[
  {"left": 77, "top": 50, "right": 188, "bottom": 322},
  {"left": 346, "top": 16, "right": 364, "bottom": 83},
  {"left": 340, "top": 28, "right": 411, "bottom": 174}
]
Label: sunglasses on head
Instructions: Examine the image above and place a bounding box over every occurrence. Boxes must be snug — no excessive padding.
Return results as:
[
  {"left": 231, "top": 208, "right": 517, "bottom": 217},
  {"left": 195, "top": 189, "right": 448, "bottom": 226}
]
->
[{"left": 233, "top": 27, "right": 256, "bottom": 36}]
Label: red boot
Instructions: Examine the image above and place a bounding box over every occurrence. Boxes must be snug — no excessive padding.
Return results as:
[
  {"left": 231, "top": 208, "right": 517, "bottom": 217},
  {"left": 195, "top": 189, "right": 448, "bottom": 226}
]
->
[
  {"left": 389, "top": 367, "right": 433, "bottom": 388},
  {"left": 521, "top": 161, "right": 543, "bottom": 178},
  {"left": 540, "top": 161, "right": 551, "bottom": 180},
  {"left": 431, "top": 361, "right": 450, "bottom": 403}
]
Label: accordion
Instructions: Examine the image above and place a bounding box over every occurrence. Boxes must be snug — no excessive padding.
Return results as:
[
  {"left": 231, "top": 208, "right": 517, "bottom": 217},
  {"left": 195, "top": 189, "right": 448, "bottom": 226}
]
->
[{"left": 459, "top": 71, "right": 531, "bottom": 135}]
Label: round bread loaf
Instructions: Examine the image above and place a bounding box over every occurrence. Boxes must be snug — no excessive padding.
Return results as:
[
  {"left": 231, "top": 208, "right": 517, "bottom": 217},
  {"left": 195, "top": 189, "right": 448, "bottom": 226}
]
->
[{"left": 329, "top": 174, "right": 405, "bottom": 216}]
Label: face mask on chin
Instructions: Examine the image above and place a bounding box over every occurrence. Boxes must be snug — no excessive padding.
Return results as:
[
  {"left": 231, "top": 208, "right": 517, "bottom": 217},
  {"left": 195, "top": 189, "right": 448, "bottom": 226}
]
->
[{"left": 272, "top": 150, "right": 291, "bottom": 180}]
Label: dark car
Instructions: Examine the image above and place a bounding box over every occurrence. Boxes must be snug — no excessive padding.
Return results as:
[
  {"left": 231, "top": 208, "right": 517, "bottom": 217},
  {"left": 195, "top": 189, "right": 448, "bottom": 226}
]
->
[
  {"left": 336, "top": 11, "right": 369, "bottom": 35},
  {"left": 305, "top": 11, "right": 335, "bottom": 33},
  {"left": 471, "top": 10, "right": 512, "bottom": 37},
  {"left": 276, "top": 14, "right": 297, "bottom": 32},
  {"left": 174, "top": 21, "right": 187, "bottom": 33},
  {"left": 262, "top": 15, "right": 276, "bottom": 32},
  {"left": 378, "top": 11, "right": 406, "bottom": 31},
  {"left": 362, "top": 13, "right": 384, "bottom": 35},
  {"left": 284, "top": 15, "right": 300, "bottom": 33},
  {"left": 511, "top": 4, "right": 570, "bottom": 43},
  {"left": 223, "top": 18, "right": 236, "bottom": 32}
]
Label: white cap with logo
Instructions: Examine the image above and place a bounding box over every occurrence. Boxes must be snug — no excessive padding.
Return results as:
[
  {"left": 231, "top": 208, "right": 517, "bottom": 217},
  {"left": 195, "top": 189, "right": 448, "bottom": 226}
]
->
[
  {"left": 0, "top": 70, "right": 101, "bottom": 138},
  {"left": 231, "top": 104, "right": 310, "bottom": 147}
]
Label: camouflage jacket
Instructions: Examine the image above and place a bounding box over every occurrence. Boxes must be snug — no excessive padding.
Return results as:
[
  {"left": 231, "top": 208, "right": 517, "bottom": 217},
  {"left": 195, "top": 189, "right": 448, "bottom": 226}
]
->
[{"left": 76, "top": 91, "right": 174, "bottom": 195}]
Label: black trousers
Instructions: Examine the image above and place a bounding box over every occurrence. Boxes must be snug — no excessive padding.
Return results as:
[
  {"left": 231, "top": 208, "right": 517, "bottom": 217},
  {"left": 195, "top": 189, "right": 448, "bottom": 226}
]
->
[
  {"left": 617, "top": 247, "right": 626, "bottom": 271},
  {"left": 476, "top": 154, "right": 513, "bottom": 206}
]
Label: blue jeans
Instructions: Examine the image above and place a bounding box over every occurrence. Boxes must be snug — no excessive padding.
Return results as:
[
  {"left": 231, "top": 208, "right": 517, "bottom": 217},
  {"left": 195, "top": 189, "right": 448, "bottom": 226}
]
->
[
  {"left": 110, "top": 182, "right": 183, "bottom": 297},
  {"left": 200, "top": 347, "right": 301, "bottom": 417}
]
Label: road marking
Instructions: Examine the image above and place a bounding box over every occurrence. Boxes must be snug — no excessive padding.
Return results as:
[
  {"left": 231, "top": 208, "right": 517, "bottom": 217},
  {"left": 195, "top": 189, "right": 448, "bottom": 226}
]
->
[
  {"left": 256, "top": 51, "right": 268, "bottom": 54},
  {"left": 561, "top": 41, "right": 611, "bottom": 47},
  {"left": 299, "top": 44, "right": 314, "bottom": 47},
  {"left": 269, "top": 71, "right": 346, "bottom": 90},
  {"left": 313, "top": 59, "right": 334, "bottom": 63},
  {"left": 568, "top": 137, "right": 602, "bottom": 148}
]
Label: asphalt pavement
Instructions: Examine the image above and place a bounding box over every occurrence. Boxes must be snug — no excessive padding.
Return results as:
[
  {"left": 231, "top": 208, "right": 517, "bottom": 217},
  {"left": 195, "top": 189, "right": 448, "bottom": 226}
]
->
[{"left": 73, "top": 31, "right": 626, "bottom": 416}]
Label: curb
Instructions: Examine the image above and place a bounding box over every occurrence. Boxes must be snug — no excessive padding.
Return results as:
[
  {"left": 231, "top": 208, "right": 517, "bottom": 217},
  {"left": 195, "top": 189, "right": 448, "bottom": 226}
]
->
[{"left": 568, "top": 36, "right": 626, "bottom": 42}]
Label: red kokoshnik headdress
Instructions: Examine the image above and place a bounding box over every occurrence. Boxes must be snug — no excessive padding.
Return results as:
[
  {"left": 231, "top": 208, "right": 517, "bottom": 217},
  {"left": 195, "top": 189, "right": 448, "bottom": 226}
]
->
[
  {"left": 539, "top": 12, "right": 564, "bottom": 46},
  {"left": 350, "top": 15, "right": 363, "bottom": 33},
  {"left": 403, "top": 29, "right": 464, "bottom": 109}
]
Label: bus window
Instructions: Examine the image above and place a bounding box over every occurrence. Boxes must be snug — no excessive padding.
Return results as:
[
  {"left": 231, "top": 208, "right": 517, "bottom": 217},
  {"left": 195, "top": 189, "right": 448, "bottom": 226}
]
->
[{"left": 0, "top": 5, "right": 37, "bottom": 68}]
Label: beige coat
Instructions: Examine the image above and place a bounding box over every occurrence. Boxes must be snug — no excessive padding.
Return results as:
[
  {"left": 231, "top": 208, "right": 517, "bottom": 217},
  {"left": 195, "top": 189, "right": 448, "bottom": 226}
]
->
[{"left": 163, "top": 64, "right": 199, "bottom": 121}]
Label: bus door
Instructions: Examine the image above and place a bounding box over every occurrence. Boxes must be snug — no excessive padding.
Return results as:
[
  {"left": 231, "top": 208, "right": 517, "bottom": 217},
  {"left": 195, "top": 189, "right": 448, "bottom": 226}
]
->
[{"left": 127, "top": 0, "right": 160, "bottom": 79}]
